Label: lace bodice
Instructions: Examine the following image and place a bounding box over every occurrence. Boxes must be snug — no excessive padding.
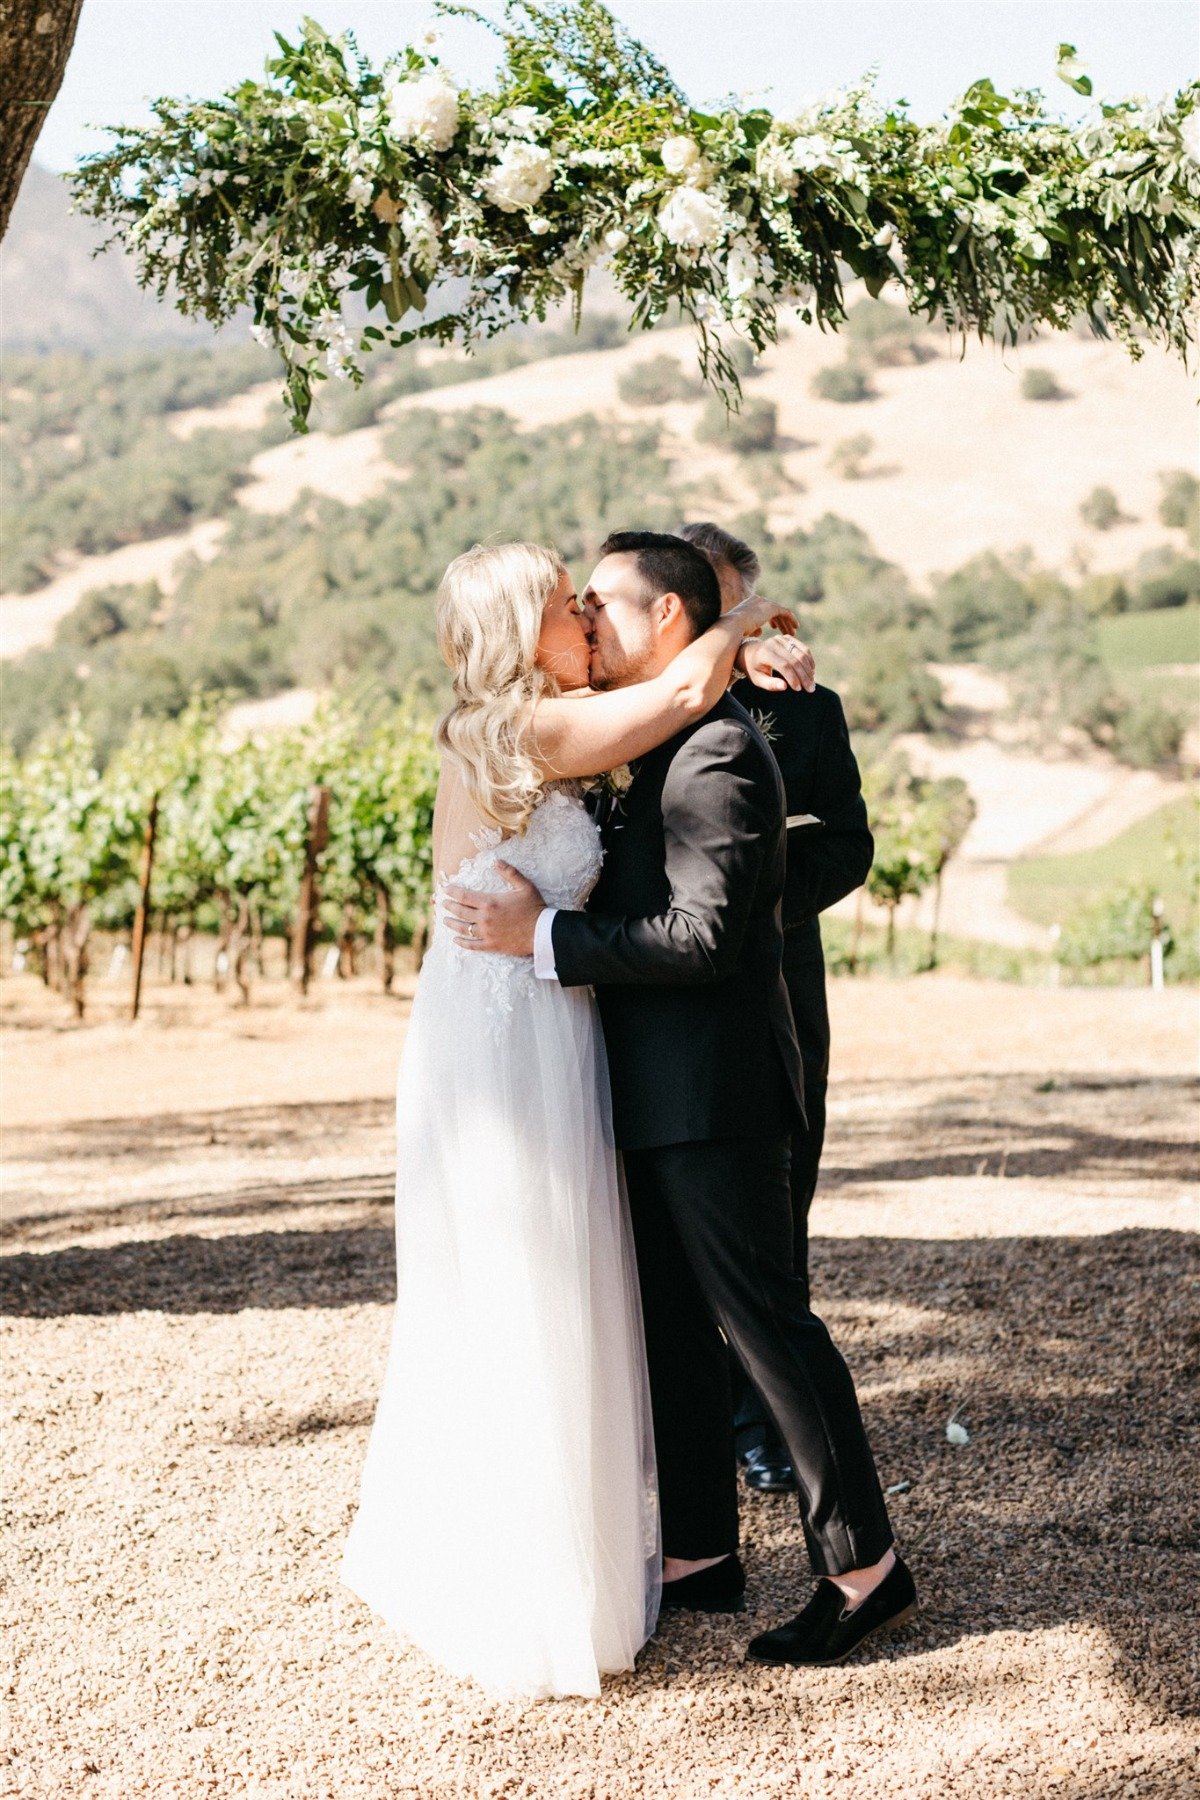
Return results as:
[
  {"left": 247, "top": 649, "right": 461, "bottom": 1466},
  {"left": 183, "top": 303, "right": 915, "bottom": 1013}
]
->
[{"left": 430, "top": 786, "right": 603, "bottom": 1026}]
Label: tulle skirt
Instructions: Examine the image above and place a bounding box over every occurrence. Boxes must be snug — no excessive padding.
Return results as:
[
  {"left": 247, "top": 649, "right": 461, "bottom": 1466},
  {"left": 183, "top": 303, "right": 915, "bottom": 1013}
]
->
[{"left": 340, "top": 938, "right": 661, "bottom": 1700}]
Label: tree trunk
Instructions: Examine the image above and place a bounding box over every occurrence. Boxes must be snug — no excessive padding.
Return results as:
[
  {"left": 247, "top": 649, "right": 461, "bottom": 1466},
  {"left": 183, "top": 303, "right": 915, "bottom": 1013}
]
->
[
  {"left": 0, "top": 1, "right": 87, "bottom": 242},
  {"left": 374, "top": 883, "right": 394, "bottom": 992},
  {"left": 928, "top": 865, "right": 945, "bottom": 971},
  {"left": 61, "top": 901, "right": 90, "bottom": 1019},
  {"left": 337, "top": 900, "right": 357, "bottom": 978},
  {"left": 129, "top": 794, "right": 158, "bottom": 1021},
  {"left": 213, "top": 896, "right": 232, "bottom": 991},
  {"left": 227, "top": 894, "right": 253, "bottom": 1005},
  {"left": 45, "top": 899, "right": 65, "bottom": 992},
  {"left": 412, "top": 912, "right": 430, "bottom": 974},
  {"left": 248, "top": 900, "right": 265, "bottom": 979},
  {"left": 886, "top": 900, "right": 897, "bottom": 961},
  {"left": 34, "top": 920, "right": 55, "bottom": 987},
  {"left": 848, "top": 885, "right": 865, "bottom": 974},
  {"left": 291, "top": 785, "right": 331, "bottom": 996}
]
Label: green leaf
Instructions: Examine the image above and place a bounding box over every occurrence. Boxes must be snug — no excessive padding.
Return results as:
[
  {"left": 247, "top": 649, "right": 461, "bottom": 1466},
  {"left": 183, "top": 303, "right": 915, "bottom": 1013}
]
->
[{"left": 1056, "top": 43, "right": 1093, "bottom": 97}]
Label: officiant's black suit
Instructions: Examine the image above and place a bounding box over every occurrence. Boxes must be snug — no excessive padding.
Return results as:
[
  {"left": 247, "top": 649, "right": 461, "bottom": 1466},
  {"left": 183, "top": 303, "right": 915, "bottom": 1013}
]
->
[
  {"left": 552, "top": 693, "right": 892, "bottom": 1572},
  {"left": 730, "top": 679, "right": 873, "bottom": 1292}
]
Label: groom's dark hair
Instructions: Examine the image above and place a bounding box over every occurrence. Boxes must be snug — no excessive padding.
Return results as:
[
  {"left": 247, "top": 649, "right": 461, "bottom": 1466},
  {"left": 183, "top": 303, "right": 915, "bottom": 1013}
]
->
[{"left": 599, "top": 530, "right": 722, "bottom": 640}]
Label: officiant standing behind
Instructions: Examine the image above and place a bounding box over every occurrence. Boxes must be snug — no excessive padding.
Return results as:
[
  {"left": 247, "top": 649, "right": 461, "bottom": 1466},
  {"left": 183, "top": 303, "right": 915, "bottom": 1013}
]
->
[{"left": 681, "top": 522, "right": 874, "bottom": 1498}]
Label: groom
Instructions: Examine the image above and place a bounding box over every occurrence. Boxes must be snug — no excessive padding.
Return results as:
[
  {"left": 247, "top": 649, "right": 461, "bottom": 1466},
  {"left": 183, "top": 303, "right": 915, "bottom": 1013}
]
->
[{"left": 445, "top": 531, "right": 915, "bottom": 1665}]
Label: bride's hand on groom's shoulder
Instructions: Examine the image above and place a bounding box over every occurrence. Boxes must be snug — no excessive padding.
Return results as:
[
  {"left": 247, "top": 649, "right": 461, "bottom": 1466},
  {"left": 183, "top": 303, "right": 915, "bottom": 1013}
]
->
[
  {"left": 737, "top": 632, "right": 816, "bottom": 694},
  {"left": 444, "top": 864, "right": 547, "bottom": 957}
]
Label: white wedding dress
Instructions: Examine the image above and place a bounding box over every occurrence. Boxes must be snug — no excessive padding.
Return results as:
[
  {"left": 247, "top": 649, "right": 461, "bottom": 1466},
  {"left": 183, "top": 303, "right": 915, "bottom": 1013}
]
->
[{"left": 340, "top": 772, "right": 660, "bottom": 1700}]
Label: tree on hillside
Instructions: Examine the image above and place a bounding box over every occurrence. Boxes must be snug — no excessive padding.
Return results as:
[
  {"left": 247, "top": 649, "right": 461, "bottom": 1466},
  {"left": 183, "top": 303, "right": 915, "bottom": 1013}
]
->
[
  {"left": 919, "top": 776, "right": 976, "bottom": 967},
  {"left": 0, "top": 1, "right": 85, "bottom": 240}
]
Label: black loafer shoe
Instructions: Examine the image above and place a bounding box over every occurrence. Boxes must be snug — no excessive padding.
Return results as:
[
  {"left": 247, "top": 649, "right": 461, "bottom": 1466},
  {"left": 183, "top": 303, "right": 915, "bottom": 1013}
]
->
[
  {"left": 745, "top": 1556, "right": 918, "bottom": 1666},
  {"left": 740, "top": 1444, "right": 798, "bottom": 1494},
  {"left": 659, "top": 1554, "right": 746, "bottom": 1613}
]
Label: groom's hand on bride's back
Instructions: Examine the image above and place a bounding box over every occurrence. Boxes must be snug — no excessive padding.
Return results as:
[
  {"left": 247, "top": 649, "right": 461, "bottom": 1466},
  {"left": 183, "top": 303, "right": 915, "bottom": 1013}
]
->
[{"left": 444, "top": 864, "right": 546, "bottom": 957}]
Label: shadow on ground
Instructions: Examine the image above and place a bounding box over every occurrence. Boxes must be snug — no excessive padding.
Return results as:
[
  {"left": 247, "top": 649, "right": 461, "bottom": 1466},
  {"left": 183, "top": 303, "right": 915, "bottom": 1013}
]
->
[{"left": 4, "top": 1207, "right": 1196, "bottom": 1729}]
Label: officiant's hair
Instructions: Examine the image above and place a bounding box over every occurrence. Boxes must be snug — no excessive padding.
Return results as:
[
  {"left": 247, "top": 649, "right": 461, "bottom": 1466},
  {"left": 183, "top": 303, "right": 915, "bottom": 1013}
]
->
[
  {"left": 598, "top": 530, "right": 721, "bottom": 640},
  {"left": 677, "top": 522, "right": 761, "bottom": 599}
]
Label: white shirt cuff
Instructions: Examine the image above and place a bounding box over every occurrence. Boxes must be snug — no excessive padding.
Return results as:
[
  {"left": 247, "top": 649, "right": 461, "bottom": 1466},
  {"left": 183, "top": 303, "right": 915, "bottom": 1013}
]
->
[{"left": 533, "top": 907, "right": 559, "bottom": 979}]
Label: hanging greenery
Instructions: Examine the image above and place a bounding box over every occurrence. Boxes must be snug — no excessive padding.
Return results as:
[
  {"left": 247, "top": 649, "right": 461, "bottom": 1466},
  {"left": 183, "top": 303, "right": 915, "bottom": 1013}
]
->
[{"left": 71, "top": 0, "right": 1200, "bottom": 430}]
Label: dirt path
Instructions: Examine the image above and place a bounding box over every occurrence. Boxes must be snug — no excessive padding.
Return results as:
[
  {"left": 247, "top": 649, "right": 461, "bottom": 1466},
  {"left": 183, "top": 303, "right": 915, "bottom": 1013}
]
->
[{"left": 2, "top": 977, "right": 1196, "bottom": 1799}]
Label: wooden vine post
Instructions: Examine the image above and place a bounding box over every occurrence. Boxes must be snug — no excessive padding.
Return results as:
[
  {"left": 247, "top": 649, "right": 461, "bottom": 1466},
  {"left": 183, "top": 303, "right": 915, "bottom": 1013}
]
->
[
  {"left": 129, "top": 793, "right": 159, "bottom": 1021},
  {"left": 291, "top": 784, "right": 330, "bottom": 996}
]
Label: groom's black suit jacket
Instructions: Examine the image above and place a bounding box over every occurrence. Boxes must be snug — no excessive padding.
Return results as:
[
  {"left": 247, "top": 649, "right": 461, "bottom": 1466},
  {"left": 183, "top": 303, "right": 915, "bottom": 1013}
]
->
[{"left": 551, "top": 693, "right": 805, "bottom": 1152}]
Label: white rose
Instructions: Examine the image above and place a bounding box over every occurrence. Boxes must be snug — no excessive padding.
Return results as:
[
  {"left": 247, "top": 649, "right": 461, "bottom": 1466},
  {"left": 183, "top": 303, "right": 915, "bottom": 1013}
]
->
[
  {"left": 873, "top": 220, "right": 896, "bottom": 248},
  {"left": 482, "top": 140, "right": 554, "bottom": 211},
  {"left": 790, "top": 133, "right": 835, "bottom": 173},
  {"left": 1180, "top": 109, "right": 1200, "bottom": 166},
  {"left": 661, "top": 135, "right": 701, "bottom": 176},
  {"left": 604, "top": 227, "right": 630, "bottom": 251},
  {"left": 346, "top": 172, "right": 374, "bottom": 209},
  {"left": 529, "top": 216, "right": 553, "bottom": 236},
  {"left": 657, "top": 185, "right": 726, "bottom": 251},
  {"left": 385, "top": 72, "right": 459, "bottom": 153},
  {"left": 725, "top": 240, "right": 760, "bottom": 299}
]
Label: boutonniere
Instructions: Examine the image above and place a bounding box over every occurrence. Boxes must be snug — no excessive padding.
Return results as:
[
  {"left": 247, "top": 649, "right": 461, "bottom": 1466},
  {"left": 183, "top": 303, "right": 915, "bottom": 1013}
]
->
[
  {"left": 582, "top": 763, "right": 634, "bottom": 800},
  {"left": 749, "top": 707, "right": 781, "bottom": 746}
]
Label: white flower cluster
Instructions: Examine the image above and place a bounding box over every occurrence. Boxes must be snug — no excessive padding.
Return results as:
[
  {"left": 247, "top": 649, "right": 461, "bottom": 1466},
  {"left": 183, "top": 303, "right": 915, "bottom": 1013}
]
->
[
  {"left": 482, "top": 140, "right": 554, "bottom": 211},
  {"left": 83, "top": 9, "right": 1198, "bottom": 438},
  {"left": 756, "top": 130, "right": 865, "bottom": 195},
  {"left": 654, "top": 135, "right": 732, "bottom": 252},
  {"left": 401, "top": 193, "right": 441, "bottom": 270},
  {"left": 384, "top": 71, "right": 460, "bottom": 153},
  {"left": 657, "top": 185, "right": 728, "bottom": 250},
  {"left": 492, "top": 105, "right": 545, "bottom": 139},
  {"left": 1182, "top": 109, "right": 1200, "bottom": 166},
  {"left": 319, "top": 309, "right": 357, "bottom": 378}
]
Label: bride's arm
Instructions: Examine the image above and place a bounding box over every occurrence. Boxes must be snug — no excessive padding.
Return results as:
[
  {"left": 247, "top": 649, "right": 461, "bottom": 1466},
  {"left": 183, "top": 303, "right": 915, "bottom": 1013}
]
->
[{"left": 529, "top": 595, "right": 801, "bottom": 780}]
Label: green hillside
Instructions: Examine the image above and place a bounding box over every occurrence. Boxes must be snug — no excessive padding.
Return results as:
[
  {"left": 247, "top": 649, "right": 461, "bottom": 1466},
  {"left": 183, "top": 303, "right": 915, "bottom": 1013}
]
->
[
  {"left": 1097, "top": 605, "right": 1200, "bottom": 670},
  {"left": 1007, "top": 794, "right": 1198, "bottom": 926}
]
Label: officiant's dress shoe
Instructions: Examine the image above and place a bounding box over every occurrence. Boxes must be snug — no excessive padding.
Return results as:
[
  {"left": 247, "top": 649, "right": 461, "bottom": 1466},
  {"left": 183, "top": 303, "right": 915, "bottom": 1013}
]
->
[
  {"left": 745, "top": 1556, "right": 917, "bottom": 1666},
  {"left": 739, "top": 1444, "right": 798, "bottom": 1493},
  {"left": 659, "top": 1554, "right": 746, "bottom": 1613}
]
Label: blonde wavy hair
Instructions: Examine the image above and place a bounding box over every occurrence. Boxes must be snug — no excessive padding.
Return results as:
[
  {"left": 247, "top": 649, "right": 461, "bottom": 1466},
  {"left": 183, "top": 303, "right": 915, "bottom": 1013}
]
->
[{"left": 435, "top": 541, "right": 567, "bottom": 833}]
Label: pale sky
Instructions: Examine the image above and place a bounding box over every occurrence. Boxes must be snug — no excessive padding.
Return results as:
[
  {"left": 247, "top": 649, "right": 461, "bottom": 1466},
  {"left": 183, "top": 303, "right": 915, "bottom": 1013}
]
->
[{"left": 37, "top": 0, "right": 1199, "bottom": 172}]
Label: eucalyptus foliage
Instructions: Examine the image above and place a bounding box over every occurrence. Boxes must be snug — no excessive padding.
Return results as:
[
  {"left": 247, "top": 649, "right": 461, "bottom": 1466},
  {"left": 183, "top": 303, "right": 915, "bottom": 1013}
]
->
[{"left": 71, "top": 2, "right": 1200, "bottom": 429}]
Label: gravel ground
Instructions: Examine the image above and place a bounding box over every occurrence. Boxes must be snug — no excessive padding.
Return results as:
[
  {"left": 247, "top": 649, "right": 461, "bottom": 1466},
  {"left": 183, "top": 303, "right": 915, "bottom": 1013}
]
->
[{"left": 2, "top": 978, "right": 1197, "bottom": 1800}]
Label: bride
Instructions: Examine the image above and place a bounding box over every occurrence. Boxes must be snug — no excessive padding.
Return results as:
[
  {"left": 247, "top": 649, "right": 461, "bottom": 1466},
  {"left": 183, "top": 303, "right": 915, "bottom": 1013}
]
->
[{"left": 339, "top": 541, "right": 788, "bottom": 1700}]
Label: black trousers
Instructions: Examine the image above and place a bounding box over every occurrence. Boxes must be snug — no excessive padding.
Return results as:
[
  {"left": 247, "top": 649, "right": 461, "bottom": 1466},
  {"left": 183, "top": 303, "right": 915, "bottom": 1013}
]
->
[
  {"left": 623, "top": 1132, "right": 892, "bottom": 1577},
  {"left": 732, "top": 935, "right": 830, "bottom": 1454}
]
